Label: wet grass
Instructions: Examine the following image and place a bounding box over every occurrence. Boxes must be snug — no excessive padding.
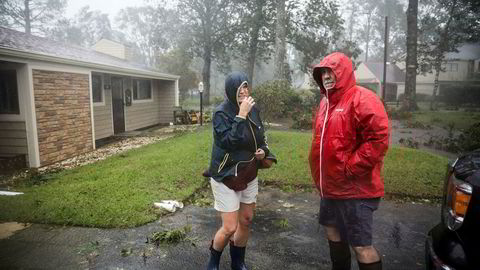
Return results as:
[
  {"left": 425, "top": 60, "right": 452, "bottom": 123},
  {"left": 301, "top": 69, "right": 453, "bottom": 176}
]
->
[
  {"left": 0, "top": 128, "right": 212, "bottom": 228},
  {"left": 260, "top": 130, "right": 448, "bottom": 199},
  {"left": 412, "top": 110, "right": 480, "bottom": 131},
  {"left": 0, "top": 128, "right": 448, "bottom": 228}
]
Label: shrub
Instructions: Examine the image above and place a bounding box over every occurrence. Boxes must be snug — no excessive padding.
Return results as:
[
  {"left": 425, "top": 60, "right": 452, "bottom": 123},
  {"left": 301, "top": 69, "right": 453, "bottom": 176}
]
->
[
  {"left": 212, "top": 96, "right": 224, "bottom": 107},
  {"left": 387, "top": 107, "right": 413, "bottom": 120},
  {"left": 251, "top": 80, "right": 297, "bottom": 124},
  {"left": 439, "top": 84, "right": 480, "bottom": 107},
  {"left": 457, "top": 122, "right": 480, "bottom": 152},
  {"left": 290, "top": 89, "right": 323, "bottom": 130}
]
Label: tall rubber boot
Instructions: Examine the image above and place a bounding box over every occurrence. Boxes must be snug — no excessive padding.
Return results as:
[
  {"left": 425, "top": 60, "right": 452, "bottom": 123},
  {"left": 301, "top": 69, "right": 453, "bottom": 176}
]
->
[
  {"left": 230, "top": 240, "right": 248, "bottom": 270},
  {"left": 358, "top": 260, "right": 382, "bottom": 270},
  {"left": 207, "top": 241, "right": 222, "bottom": 270},
  {"left": 328, "top": 240, "right": 351, "bottom": 270}
]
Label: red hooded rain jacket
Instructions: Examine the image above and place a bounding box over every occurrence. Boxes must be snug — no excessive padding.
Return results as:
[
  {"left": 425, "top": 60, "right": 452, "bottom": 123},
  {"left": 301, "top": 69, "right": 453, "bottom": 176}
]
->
[{"left": 309, "top": 52, "right": 389, "bottom": 199}]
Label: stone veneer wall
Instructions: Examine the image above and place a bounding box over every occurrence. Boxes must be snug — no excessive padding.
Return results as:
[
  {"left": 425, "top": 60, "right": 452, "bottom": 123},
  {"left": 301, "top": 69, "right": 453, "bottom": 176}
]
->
[{"left": 33, "top": 70, "right": 93, "bottom": 166}]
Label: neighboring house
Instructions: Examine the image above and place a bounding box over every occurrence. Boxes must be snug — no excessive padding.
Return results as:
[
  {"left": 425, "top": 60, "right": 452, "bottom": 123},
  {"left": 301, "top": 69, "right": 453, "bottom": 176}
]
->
[
  {"left": 355, "top": 62, "right": 406, "bottom": 102},
  {"left": 0, "top": 27, "right": 180, "bottom": 169},
  {"left": 396, "top": 43, "right": 480, "bottom": 98}
]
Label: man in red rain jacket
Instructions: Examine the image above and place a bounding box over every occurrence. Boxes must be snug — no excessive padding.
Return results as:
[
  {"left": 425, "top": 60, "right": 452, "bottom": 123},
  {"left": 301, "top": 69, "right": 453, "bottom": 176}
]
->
[{"left": 309, "top": 52, "right": 389, "bottom": 270}]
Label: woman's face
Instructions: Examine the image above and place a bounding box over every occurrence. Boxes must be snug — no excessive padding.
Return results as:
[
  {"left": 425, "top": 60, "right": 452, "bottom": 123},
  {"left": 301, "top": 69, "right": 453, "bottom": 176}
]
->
[{"left": 237, "top": 83, "right": 249, "bottom": 103}]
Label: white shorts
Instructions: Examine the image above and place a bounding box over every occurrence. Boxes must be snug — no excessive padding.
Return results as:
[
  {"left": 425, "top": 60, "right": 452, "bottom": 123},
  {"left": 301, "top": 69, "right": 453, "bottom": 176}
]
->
[{"left": 210, "top": 177, "right": 258, "bottom": 212}]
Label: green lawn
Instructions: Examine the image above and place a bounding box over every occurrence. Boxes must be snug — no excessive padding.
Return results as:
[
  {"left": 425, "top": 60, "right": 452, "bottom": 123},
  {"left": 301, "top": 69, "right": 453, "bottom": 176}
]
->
[
  {"left": 0, "top": 129, "right": 448, "bottom": 228},
  {"left": 412, "top": 110, "right": 480, "bottom": 131}
]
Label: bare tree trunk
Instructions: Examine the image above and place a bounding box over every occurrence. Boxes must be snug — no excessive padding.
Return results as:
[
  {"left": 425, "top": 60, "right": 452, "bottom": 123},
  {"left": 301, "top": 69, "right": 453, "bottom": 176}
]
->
[
  {"left": 246, "top": 0, "right": 263, "bottom": 87},
  {"left": 402, "top": 0, "right": 418, "bottom": 111},
  {"left": 274, "top": 0, "right": 286, "bottom": 80},
  {"left": 24, "top": 0, "right": 31, "bottom": 34},
  {"left": 430, "top": 60, "right": 441, "bottom": 111},
  {"left": 246, "top": 32, "right": 259, "bottom": 87},
  {"left": 202, "top": 46, "right": 211, "bottom": 106},
  {"left": 348, "top": 2, "right": 357, "bottom": 42},
  {"left": 365, "top": 13, "right": 372, "bottom": 63}
]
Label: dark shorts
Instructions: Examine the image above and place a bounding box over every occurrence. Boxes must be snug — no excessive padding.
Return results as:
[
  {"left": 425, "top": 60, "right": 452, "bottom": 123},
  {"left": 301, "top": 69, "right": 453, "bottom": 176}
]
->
[{"left": 318, "top": 198, "right": 380, "bottom": 247}]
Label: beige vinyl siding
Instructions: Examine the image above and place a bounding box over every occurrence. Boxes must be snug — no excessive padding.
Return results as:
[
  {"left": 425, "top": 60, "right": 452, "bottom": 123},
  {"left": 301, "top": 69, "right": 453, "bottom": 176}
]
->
[
  {"left": 93, "top": 77, "right": 113, "bottom": 140},
  {"left": 0, "top": 121, "right": 28, "bottom": 156},
  {"left": 125, "top": 79, "right": 175, "bottom": 131}
]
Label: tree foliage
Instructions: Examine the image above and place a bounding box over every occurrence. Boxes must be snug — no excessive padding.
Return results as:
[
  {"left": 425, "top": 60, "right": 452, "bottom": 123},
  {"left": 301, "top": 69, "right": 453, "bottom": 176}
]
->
[
  {"left": 289, "top": 0, "right": 345, "bottom": 72},
  {"left": 0, "top": 0, "right": 66, "bottom": 35},
  {"left": 233, "top": 0, "right": 276, "bottom": 85},
  {"left": 157, "top": 48, "right": 198, "bottom": 101},
  {"left": 117, "top": 5, "right": 181, "bottom": 67},
  {"left": 48, "top": 6, "right": 112, "bottom": 47},
  {"left": 176, "top": 0, "right": 239, "bottom": 104}
]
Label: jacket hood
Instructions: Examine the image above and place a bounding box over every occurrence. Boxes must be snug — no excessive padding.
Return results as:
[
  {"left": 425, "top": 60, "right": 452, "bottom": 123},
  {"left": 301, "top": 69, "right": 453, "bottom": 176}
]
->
[
  {"left": 224, "top": 71, "right": 249, "bottom": 108},
  {"left": 312, "top": 52, "right": 356, "bottom": 99}
]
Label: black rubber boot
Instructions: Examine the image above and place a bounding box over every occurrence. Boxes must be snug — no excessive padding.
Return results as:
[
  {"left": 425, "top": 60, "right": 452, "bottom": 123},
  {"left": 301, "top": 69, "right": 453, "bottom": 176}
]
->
[
  {"left": 328, "top": 240, "right": 351, "bottom": 270},
  {"left": 207, "top": 241, "right": 222, "bottom": 270},
  {"left": 358, "top": 260, "right": 382, "bottom": 270},
  {"left": 230, "top": 240, "right": 248, "bottom": 270}
]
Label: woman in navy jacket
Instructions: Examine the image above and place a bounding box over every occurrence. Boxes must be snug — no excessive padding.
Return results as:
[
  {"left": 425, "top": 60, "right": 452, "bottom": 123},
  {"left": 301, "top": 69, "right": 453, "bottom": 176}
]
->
[{"left": 206, "top": 71, "right": 276, "bottom": 270}]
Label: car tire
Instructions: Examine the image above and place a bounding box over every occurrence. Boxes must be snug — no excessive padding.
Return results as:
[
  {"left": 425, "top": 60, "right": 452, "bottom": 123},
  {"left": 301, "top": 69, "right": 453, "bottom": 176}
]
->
[{"left": 425, "top": 238, "right": 434, "bottom": 270}]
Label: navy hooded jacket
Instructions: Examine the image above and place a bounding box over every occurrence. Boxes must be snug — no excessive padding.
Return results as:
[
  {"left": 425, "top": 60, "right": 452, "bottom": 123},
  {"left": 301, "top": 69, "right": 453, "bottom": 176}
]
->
[{"left": 208, "top": 71, "right": 276, "bottom": 182}]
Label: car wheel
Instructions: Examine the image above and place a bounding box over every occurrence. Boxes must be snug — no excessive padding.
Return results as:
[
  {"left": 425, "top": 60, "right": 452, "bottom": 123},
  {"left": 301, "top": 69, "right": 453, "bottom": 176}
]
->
[{"left": 425, "top": 238, "right": 434, "bottom": 270}]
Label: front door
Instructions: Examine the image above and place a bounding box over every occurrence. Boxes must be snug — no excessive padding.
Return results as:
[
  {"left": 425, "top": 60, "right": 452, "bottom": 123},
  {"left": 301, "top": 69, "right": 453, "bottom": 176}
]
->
[{"left": 111, "top": 77, "right": 125, "bottom": 134}]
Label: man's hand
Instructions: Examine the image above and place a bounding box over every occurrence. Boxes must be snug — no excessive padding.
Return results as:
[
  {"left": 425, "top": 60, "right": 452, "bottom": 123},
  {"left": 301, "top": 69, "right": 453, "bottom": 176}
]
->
[
  {"left": 255, "top": 148, "right": 265, "bottom": 160},
  {"left": 238, "top": 96, "right": 255, "bottom": 118}
]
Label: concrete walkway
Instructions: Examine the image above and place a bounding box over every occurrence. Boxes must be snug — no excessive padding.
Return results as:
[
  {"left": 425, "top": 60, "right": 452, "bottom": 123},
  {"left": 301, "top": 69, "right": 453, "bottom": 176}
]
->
[{"left": 0, "top": 186, "right": 439, "bottom": 270}]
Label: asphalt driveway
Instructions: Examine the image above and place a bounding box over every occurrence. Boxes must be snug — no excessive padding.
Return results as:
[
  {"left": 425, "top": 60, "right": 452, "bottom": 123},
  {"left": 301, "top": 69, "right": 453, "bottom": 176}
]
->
[{"left": 0, "top": 186, "right": 439, "bottom": 270}]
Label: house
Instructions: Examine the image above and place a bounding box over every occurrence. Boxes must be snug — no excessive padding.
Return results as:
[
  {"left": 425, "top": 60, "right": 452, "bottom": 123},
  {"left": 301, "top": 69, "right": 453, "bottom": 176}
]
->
[
  {"left": 355, "top": 62, "right": 406, "bottom": 102},
  {"left": 0, "top": 27, "right": 180, "bottom": 169},
  {"left": 396, "top": 43, "right": 480, "bottom": 98}
]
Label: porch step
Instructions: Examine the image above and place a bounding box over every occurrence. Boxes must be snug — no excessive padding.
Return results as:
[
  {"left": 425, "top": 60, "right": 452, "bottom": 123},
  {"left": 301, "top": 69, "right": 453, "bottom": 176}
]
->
[{"left": 0, "top": 154, "right": 27, "bottom": 173}]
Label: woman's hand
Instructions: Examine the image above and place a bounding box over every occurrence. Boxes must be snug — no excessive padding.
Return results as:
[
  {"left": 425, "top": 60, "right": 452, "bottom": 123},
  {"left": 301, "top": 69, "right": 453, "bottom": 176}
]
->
[
  {"left": 255, "top": 148, "right": 265, "bottom": 160},
  {"left": 238, "top": 96, "right": 255, "bottom": 118}
]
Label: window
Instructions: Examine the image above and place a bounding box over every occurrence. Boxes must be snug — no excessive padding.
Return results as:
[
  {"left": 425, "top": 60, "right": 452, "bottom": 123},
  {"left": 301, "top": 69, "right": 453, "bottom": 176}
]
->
[
  {"left": 133, "top": 79, "right": 152, "bottom": 100},
  {"left": 443, "top": 62, "right": 458, "bottom": 72},
  {"left": 92, "top": 74, "right": 103, "bottom": 103},
  {"left": 0, "top": 70, "right": 19, "bottom": 114}
]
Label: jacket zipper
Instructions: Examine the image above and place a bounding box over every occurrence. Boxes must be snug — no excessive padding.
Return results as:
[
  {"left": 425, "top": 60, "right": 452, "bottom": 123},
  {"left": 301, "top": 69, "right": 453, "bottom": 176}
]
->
[
  {"left": 247, "top": 116, "right": 258, "bottom": 150},
  {"left": 319, "top": 91, "right": 330, "bottom": 198},
  {"left": 233, "top": 117, "right": 258, "bottom": 177}
]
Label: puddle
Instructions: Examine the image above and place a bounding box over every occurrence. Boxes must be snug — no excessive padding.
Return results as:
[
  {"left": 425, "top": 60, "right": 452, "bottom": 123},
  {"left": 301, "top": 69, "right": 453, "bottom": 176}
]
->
[{"left": 0, "top": 222, "right": 30, "bottom": 240}]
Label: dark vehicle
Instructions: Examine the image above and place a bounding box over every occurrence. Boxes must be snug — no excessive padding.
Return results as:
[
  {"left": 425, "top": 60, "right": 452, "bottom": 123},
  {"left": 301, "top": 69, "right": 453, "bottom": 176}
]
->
[{"left": 426, "top": 149, "right": 480, "bottom": 269}]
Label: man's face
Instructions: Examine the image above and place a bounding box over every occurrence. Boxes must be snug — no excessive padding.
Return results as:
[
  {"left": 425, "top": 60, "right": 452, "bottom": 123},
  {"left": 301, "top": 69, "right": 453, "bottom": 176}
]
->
[{"left": 321, "top": 68, "right": 336, "bottom": 91}]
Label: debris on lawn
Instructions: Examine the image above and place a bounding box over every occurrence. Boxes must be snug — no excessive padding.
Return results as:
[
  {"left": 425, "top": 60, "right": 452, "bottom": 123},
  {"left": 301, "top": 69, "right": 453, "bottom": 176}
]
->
[
  {"left": 282, "top": 202, "right": 294, "bottom": 208},
  {"left": 0, "top": 191, "right": 23, "bottom": 196},
  {"left": 153, "top": 200, "right": 184, "bottom": 213},
  {"left": 77, "top": 240, "right": 99, "bottom": 255},
  {"left": 148, "top": 225, "right": 192, "bottom": 246},
  {"left": 121, "top": 247, "right": 133, "bottom": 257},
  {"left": 273, "top": 218, "right": 290, "bottom": 229}
]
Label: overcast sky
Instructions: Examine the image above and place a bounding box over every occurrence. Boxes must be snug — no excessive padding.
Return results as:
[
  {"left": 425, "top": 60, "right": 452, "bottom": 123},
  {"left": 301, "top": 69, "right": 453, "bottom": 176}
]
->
[{"left": 65, "top": 0, "right": 146, "bottom": 19}]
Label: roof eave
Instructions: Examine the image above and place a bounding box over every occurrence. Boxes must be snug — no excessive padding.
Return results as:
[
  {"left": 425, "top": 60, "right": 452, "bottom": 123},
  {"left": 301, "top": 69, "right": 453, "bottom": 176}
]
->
[{"left": 0, "top": 46, "right": 180, "bottom": 80}]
